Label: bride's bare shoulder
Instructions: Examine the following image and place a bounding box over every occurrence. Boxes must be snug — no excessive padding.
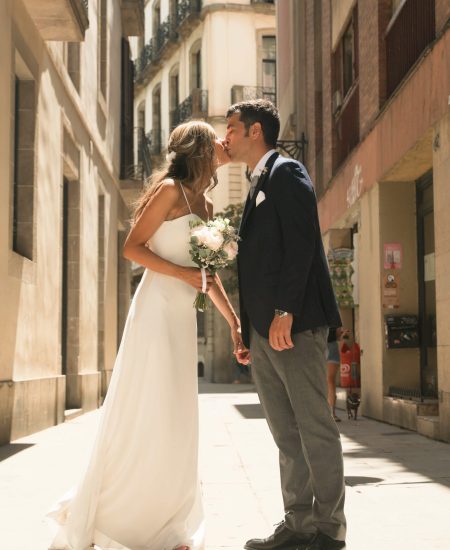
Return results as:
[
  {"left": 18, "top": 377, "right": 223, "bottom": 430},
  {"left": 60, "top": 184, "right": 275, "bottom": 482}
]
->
[{"left": 151, "top": 178, "right": 182, "bottom": 204}]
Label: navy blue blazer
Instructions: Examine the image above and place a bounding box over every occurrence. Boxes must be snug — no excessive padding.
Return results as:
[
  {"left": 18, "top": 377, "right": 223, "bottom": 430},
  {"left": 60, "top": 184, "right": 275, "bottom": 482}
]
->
[{"left": 237, "top": 153, "right": 341, "bottom": 348}]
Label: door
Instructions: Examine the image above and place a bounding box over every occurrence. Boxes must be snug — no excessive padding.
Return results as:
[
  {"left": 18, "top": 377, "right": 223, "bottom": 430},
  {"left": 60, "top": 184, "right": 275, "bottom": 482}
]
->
[{"left": 416, "top": 171, "right": 437, "bottom": 398}]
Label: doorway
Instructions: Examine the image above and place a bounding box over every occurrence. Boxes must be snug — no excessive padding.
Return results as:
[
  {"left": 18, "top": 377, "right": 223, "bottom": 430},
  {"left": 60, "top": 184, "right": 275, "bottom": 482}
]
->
[
  {"left": 416, "top": 171, "right": 437, "bottom": 399},
  {"left": 61, "top": 177, "right": 80, "bottom": 408}
]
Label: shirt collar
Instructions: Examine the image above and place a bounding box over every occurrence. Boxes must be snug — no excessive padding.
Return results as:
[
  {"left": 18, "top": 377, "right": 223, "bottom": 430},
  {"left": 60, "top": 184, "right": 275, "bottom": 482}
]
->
[{"left": 251, "top": 149, "right": 277, "bottom": 179}]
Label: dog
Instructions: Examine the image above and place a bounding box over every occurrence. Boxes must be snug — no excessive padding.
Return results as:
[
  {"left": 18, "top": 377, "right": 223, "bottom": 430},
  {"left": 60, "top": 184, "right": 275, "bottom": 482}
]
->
[{"left": 346, "top": 392, "right": 361, "bottom": 420}]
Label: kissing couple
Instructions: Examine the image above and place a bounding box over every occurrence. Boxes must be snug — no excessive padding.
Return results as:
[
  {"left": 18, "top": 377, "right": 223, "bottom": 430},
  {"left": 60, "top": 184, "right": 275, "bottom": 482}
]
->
[{"left": 47, "top": 100, "right": 347, "bottom": 550}]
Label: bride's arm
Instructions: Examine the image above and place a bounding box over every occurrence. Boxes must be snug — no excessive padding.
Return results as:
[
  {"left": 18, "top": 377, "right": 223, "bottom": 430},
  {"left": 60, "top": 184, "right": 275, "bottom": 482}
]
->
[
  {"left": 203, "top": 200, "right": 249, "bottom": 361},
  {"left": 123, "top": 181, "right": 213, "bottom": 292}
]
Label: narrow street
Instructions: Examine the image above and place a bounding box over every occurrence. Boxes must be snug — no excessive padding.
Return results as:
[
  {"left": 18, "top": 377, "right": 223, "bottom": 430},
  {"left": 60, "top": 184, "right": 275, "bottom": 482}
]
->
[{"left": 1, "top": 383, "right": 449, "bottom": 550}]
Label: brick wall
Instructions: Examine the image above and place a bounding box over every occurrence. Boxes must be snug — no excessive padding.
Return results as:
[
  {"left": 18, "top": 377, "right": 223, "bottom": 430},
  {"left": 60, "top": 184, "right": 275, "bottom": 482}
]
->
[
  {"left": 358, "top": 0, "right": 380, "bottom": 137},
  {"left": 321, "top": 0, "right": 333, "bottom": 186},
  {"left": 305, "top": 0, "right": 316, "bottom": 183}
]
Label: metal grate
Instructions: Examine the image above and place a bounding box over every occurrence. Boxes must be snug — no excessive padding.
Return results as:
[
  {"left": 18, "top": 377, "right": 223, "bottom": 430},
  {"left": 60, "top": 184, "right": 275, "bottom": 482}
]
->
[
  {"left": 171, "top": 89, "right": 208, "bottom": 128},
  {"left": 386, "top": 0, "right": 435, "bottom": 97}
]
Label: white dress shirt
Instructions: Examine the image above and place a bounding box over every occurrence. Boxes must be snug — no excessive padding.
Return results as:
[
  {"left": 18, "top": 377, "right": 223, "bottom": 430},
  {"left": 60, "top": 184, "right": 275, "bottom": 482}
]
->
[{"left": 250, "top": 149, "right": 277, "bottom": 179}]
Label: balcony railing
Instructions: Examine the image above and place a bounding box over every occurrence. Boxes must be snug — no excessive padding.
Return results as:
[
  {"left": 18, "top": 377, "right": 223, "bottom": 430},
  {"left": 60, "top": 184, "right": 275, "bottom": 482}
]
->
[
  {"left": 146, "top": 129, "right": 164, "bottom": 156},
  {"left": 21, "top": 0, "right": 89, "bottom": 41},
  {"left": 251, "top": 0, "right": 275, "bottom": 4},
  {"left": 135, "top": 16, "right": 178, "bottom": 83},
  {"left": 231, "top": 85, "right": 277, "bottom": 105},
  {"left": 386, "top": 0, "right": 435, "bottom": 98},
  {"left": 121, "top": 0, "right": 145, "bottom": 37},
  {"left": 171, "top": 89, "right": 208, "bottom": 128},
  {"left": 332, "top": 82, "right": 359, "bottom": 172},
  {"left": 176, "top": 0, "right": 202, "bottom": 30}
]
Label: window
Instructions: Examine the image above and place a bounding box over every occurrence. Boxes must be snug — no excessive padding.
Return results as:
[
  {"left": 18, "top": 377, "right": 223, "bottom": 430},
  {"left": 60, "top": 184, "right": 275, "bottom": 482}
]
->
[
  {"left": 333, "top": 8, "right": 358, "bottom": 108},
  {"left": 12, "top": 53, "right": 36, "bottom": 260},
  {"left": 99, "top": 0, "right": 108, "bottom": 98},
  {"left": 170, "top": 0, "right": 179, "bottom": 23},
  {"left": 342, "top": 24, "right": 355, "bottom": 97},
  {"left": 151, "top": 86, "right": 161, "bottom": 155},
  {"left": 261, "top": 35, "right": 276, "bottom": 103},
  {"left": 64, "top": 43, "right": 81, "bottom": 92},
  {"left": 169, "top": 66, "right": 180, "bottom": 129},
  {"left": 189, "top": 40, "right": 202, "bottom": 92},
  {"left": 152, "top": 1, "right": 161, "bottom": 38},
  {"left": 331, "top": 6, "right": 359, "bottom": 172},
  {"left": 385, "top": 0, "right": 435, "bottom": 98}
]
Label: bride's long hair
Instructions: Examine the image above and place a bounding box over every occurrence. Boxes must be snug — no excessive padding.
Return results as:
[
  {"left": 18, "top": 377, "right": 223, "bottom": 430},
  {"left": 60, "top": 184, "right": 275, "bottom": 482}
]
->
[{"left": 133, "top": 120, "right": 218, "bottom": 222}]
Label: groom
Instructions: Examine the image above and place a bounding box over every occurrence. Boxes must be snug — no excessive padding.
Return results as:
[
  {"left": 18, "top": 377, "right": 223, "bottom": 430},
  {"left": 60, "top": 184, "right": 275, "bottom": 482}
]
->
[{"left": 225, "top": 100, "right": 347, "bottom": 550}]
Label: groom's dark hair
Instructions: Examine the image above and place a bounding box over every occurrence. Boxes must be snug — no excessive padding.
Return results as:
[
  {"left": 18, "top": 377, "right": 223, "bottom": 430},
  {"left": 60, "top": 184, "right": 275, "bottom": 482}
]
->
[{"left": 226, "top": 99, "right": 280, "bottom": 148}]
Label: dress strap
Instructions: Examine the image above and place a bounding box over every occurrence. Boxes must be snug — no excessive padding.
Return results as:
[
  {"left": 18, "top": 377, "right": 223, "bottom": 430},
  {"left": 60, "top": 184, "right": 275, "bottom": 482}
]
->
[{"left": 178, "top": 182, "right": 193, "bottom": 214}]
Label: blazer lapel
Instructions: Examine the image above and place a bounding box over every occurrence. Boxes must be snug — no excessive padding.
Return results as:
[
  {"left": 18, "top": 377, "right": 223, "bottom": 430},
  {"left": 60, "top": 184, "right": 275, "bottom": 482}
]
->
[{"left": 239, "top": 152, "right": 279, "bottom": 234}]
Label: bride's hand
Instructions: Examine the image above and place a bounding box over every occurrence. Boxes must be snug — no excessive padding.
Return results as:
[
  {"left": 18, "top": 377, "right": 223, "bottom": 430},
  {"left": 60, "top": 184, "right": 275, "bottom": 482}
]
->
[
  {"left": 215, "top": 139, "right": 230, "bottom": 166},
  {"left": 179, "top": 267, "right": 215, "bottom": 292},
  {"left": 231, "top": 325, "right": 251, "bottom": 365}
]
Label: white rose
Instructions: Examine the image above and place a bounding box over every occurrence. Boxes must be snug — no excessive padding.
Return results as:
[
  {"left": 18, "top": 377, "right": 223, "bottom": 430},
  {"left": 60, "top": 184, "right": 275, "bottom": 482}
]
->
[
  {"left": 212, "top": 219, "right": 226, "bottom": 231},
  {"left": 223, "top": 240, "right": 238, "bottom": 260},
  {"left": 191, "top": 226, "right": 209, "bottom": 245},
  {"left": 203, "top": 228, "right": 224, "bottom": 251}
]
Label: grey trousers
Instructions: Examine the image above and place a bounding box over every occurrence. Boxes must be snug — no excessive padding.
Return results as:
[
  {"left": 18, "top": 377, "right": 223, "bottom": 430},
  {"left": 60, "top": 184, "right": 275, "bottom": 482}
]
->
[{"left": 250, "top": 325, "right": 346, "bottom": 541}]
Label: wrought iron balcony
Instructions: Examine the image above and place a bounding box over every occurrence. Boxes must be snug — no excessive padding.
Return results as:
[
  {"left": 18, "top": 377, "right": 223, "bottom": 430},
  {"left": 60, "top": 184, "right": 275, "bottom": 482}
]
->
[
  {"left": 251, "top": 0, "right": 275, "bottom": 3},
  {"left": 22, "top": 0, "right": 89, "bottom": 41},
  {"left": 171, "top": 89, "right": 208, "bottom": 128},
  {"left": 176, "top": 0, "right": 202, "bottom": 32},
  {"left": 121, "top": 0, "right": 145, "bottom": 37},
  {"left": 135, "top": 16, "right": 178, "bottom": 83},
  {"left": 146, "top": 129, "right": 164, "bottom": 157},
  {"left": 231, "top": 85, "right": 276, "bottom": 105}
]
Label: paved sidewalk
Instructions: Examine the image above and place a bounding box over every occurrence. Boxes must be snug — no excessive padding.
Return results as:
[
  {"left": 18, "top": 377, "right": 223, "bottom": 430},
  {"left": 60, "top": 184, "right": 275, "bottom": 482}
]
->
[{"left": 1, "top": 383, "right": 450, "bottom": 550}]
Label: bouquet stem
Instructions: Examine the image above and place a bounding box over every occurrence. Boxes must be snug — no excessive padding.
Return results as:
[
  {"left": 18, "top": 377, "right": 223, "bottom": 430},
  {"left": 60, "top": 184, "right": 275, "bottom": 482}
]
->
[{"left": 194, "top": 292, "right": 208, "bottom": 312}]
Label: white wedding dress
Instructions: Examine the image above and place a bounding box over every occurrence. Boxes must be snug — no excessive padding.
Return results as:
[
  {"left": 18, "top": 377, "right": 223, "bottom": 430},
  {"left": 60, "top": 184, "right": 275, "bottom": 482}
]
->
[{"left": 48, "top": 191, "right": 205, "bottom": 550}]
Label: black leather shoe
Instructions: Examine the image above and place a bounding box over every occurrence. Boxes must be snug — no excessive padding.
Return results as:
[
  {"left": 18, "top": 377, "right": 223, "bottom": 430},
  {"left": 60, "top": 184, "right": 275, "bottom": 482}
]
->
[
  {"left": 304, "top": 532, "right": 346, "bottom": 550},
  {"left": 244, "top": 520, "right": 314, "bottom": 550}
]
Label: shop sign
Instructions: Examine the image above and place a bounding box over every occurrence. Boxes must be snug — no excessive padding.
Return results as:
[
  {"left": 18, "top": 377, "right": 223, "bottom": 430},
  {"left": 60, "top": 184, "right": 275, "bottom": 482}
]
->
[
  {"left": 383, "top": 273, "right": 400, "bottom": 309},
  {"left": 347, "top": 164, "right": 363, "bottom": 207},
  {"left": 384, "top": 243, "right": 403, "bottom": 269}
]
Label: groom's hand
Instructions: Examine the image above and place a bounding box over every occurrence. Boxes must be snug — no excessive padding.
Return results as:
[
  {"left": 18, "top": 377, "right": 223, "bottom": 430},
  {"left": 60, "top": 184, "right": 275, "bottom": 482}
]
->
[{"left": 269, "top": 314, "right": 294, "bottom": 351}]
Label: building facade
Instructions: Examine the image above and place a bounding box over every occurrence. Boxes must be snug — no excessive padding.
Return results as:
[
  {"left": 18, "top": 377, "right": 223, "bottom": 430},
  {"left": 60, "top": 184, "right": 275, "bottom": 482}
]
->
[
  {"left": 0, "top": 0, "right": 144, "bottom": 444},
  {"left": 277, "top": 0, "right": 450, "bottom": 441},
  {"left": 132, "top": 0, "right": 276, "bottom": 381}
]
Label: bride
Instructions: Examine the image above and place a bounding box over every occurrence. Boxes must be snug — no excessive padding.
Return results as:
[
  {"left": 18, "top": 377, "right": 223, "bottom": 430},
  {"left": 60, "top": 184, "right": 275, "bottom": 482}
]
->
[{"left": 48, "top": 121, "right": 244, "bottom": 550}]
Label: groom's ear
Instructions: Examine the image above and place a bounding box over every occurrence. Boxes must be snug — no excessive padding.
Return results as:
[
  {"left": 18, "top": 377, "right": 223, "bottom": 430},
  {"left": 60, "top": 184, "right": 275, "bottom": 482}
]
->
[{"left": 250, "top": 122, "right": 263, "bottom": 140}]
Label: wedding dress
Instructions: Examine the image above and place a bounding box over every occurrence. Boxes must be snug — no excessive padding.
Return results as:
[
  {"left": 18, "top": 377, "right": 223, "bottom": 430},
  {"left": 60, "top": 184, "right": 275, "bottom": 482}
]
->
[{"left": 48, "top": 187, "right": 204, "bottom": 550}]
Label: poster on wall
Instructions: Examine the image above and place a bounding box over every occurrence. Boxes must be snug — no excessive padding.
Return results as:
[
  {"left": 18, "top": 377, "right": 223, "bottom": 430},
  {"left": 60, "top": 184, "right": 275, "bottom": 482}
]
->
[
  {"left": 384, "top": 243, "right": 403, "bottom": 269},
  {"left": 327, "top": 248, "right": 354, "bottom": 307},
  {"left": 382, "top": 273, "right": 400, "bottom": 309}
]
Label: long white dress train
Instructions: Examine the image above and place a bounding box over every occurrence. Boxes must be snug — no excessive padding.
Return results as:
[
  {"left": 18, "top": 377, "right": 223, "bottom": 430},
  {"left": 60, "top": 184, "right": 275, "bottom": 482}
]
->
[{"left": 48, "top": 209, "right": 204, "bottom": 550}]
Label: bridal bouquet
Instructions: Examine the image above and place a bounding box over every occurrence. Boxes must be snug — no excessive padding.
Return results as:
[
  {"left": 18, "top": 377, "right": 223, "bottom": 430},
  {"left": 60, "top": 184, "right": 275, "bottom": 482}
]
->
[{"left": 189, "top": 217, "right": 239, "bottom": 311}]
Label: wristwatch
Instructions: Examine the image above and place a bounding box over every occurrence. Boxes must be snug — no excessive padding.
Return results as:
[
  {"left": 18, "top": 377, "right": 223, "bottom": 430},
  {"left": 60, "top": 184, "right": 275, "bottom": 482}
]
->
[{"left": 274, "top": 309, "right": 289, "bottom": 318}]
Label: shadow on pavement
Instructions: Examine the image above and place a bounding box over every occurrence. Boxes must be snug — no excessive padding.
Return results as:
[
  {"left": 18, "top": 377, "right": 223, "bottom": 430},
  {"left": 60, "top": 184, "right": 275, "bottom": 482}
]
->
[
  {"left": 337, "top": 416, "right": 450, "bottom": 489},
  {"left": 234, "top": 403, "right": 265, "bottom": 419},
  {"left": 345, "top": 476, "right": 384, "bottom": 486},
  {"left": 0, "top": 443, "right": 34, "bottom": 462},
  {"left": 198, "top": 381, "right": 256, "bottom": 394}
]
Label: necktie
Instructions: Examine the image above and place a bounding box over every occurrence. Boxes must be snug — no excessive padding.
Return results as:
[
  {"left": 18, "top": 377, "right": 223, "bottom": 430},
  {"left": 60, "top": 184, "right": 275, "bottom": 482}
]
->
[{"left": 249, "top": 174, "right": 259, "bottom": 199}]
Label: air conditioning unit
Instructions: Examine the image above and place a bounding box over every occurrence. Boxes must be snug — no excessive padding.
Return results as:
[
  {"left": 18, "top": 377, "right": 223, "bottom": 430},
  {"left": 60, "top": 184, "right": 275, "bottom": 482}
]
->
[{"left": 332, "top": 90, "right": 342, "bottom": 116}]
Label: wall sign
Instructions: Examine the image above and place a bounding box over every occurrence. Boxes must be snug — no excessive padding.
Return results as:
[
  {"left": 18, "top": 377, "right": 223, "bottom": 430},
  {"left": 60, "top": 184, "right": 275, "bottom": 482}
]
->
[
  {"left": 384, "top": 243, "right": 402, "bottom": 270},
  {"left": 383, "top": 273, "right": 400, "bottom": 309},
  {"left": 346, "top": 164, "right": 363, "bottom": 208}
]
